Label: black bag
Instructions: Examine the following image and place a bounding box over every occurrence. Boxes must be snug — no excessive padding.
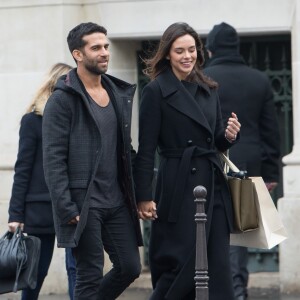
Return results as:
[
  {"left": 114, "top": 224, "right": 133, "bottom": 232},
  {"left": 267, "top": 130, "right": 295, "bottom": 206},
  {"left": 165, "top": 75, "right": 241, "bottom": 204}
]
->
[{"left": 0, "top": 227, "right": 41, "bottom": 294}]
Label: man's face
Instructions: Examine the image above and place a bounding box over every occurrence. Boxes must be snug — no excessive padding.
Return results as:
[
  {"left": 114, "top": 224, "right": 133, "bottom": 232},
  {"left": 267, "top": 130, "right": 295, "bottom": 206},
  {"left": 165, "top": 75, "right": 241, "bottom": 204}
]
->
[{"left": 80, "top": 32, "right": 110, "bottom": 75}]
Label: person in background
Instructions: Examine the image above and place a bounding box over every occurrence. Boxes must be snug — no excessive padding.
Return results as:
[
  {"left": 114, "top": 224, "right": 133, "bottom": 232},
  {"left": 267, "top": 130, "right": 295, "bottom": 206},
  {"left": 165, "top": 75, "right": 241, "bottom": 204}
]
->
[
  {"left": 42, "top": 22, "right": 142, "bottom": 300},
  {"left": 204, "top": 22, "right": 280, "bottom": 300},
  {"left": 8, "top": 63, "right": 77, "bottom": 300},
  {"left": 134, "top": 22, "right": 241, "bottom": 300}
]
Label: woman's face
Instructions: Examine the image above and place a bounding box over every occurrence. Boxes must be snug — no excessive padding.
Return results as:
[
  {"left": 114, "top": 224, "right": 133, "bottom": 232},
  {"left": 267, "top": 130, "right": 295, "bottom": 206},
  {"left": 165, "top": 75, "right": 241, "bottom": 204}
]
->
[{"left": 167, "top": 34, "right": 197, "bottom": 80}]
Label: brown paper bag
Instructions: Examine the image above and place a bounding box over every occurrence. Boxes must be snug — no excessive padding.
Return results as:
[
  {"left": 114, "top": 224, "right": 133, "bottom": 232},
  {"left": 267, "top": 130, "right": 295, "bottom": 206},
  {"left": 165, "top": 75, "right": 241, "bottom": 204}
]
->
[
  {"left": 220, "top": 152, "right": 258, "bottom": 232},
  {"left": 228, "top": 176, "right": 259, "bottom": 232},
  {"left": 230, "top": 176, "right": 288, "bottom": 249}
]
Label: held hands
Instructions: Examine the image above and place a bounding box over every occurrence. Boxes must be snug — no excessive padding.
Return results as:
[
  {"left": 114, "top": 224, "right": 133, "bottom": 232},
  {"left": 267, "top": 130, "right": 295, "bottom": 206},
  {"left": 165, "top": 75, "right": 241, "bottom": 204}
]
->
[
  {"left": 225, "top": 112, "right": 241, "bottom": 142},
  {"left": 8, "top": 222, "right": 24, "bottom": 232},
  {"left": 137, "top": 201, "right": 158, "bottom": 221}
]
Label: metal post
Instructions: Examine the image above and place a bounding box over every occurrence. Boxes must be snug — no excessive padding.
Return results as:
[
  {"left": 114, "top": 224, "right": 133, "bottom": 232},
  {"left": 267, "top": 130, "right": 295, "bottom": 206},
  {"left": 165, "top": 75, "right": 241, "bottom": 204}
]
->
[{"left": 194, "top": 185, "right": 209, "bottom": 300}]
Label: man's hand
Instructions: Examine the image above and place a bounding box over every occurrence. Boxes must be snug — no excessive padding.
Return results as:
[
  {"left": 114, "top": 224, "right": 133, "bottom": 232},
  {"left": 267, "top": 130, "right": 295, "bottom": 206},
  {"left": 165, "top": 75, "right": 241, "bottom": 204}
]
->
[
  {"left": 137, "top": 201, "right": 158, "bottom": 220},
  {"left": 68, "top": 215, "right": 80, "bottom": 225},
  {"left": 265, "top": 182, "right": 278, "bottom": 192}
]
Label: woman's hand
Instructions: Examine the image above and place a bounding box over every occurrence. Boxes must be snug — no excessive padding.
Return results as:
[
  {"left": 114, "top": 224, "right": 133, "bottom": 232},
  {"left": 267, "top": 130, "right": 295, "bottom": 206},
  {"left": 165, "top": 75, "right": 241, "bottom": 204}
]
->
[
  {"left": 225, "top": 112, "right": 241, "bottom": 142},
  {"left": 137, "top": 201, "right": 158, "bottom": 220},
  {"left": 8, "top": 222, "right": 24, "bottom": 232}
]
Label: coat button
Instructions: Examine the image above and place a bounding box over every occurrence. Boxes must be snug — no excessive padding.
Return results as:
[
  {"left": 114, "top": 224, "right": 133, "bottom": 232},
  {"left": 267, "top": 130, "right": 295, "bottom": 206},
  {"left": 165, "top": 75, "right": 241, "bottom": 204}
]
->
[
  {"left": 124, "top": 124, "right": 128, "bottom": 128},
  {"left": 187, "top": 140, "right": 193, "bottom": 146},
  {"left": 191, "top": 167, "right": 197, "bottom": 174},
  {"left": 207, "top": 137, "right": 212, "bottom": 143}
]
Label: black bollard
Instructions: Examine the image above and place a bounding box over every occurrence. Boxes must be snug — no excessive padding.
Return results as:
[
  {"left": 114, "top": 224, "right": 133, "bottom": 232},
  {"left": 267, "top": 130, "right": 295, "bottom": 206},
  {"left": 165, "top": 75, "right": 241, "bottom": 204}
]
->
[{"left": 194, "top": 186, "right": 209, "bottom": 300}]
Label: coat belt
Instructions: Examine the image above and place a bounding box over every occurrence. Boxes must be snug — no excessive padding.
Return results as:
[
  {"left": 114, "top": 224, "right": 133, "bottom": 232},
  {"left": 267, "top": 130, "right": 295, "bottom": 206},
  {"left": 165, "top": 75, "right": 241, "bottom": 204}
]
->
[{"left": 159, "top": 146, "right": 218, "bottom": 222}]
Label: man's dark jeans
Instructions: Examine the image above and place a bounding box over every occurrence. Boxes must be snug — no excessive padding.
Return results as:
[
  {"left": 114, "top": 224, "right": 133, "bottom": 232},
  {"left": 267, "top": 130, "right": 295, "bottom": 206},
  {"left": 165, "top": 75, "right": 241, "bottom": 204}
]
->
[
  {"left": 230, "top": 246, "right": 249, "bottom": 299},
  {"left": 73, "top": 204, "right": 141, "bottom": 300}
]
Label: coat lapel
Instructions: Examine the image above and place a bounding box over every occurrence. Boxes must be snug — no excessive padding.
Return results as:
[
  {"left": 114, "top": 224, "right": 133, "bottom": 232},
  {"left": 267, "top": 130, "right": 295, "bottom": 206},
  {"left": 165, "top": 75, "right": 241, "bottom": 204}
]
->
[
  {"left": 68, "top": 70, "right": 99, "bottom": 124},
  {"left": 102, "top": 74, "right": 136, "bottom": 128},
  {"left": 102, "top": 77, "right": 124, "bottom": 127},
  {"left": 156, "top": 68, "right": 212, "bottom": 134}
]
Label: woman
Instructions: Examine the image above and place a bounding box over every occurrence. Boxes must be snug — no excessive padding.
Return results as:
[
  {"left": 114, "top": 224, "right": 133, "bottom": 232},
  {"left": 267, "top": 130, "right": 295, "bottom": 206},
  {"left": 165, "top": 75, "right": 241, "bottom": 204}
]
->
[
  {"left": 8, "top": 63, "right": 74, "bottom": 300},
  {"left": 134, "top": 22, "right": 241, "bottom": 300}
]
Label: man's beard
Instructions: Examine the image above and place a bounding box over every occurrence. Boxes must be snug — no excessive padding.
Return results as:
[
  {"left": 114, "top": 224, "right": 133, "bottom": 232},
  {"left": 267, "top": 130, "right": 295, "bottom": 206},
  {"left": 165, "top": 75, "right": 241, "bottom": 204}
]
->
[{"left": 85, "top": 61, "right": 108, "bottom": 75}]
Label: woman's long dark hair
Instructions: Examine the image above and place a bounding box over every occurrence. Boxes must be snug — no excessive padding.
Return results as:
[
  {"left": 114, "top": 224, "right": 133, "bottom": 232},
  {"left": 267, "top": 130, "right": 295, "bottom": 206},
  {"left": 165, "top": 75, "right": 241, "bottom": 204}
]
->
[{"left": 143, "top": 22, "right": 217, "bottom": 88}]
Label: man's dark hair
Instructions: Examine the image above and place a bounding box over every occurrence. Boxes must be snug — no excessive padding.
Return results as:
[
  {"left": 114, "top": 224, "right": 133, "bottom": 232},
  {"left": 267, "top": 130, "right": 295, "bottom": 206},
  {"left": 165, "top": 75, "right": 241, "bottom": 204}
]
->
[{"left": 67, "top": 22, "right": 107, "bottom": 53}]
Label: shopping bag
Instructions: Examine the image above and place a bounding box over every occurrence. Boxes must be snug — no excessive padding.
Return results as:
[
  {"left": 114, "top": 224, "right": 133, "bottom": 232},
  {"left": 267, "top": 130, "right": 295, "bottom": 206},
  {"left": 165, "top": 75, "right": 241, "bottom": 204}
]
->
[
  {"left": 0, "top": 228, "right": 41, "bottom": 294},
  {"left": 227, "top": 176, "right": 259, "bottom": 232},
  {"left": 220, "top": 153, "right": 258, "bottom": 232},
  {"left": 230, "top": 176, "right": 288, "bottom": 249}
]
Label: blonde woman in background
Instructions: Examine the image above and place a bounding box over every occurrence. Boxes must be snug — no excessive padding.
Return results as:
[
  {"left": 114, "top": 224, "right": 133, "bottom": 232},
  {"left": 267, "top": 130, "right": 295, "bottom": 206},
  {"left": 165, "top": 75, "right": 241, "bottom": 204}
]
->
[{"left": 8, "top": 63, "right": 75, "bottom": 300}]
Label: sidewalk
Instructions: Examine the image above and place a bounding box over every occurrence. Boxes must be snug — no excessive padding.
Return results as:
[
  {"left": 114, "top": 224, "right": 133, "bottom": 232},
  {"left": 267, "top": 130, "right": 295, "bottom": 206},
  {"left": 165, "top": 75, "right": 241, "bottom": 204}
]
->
[{"left": 1, "top": 272, "right": 299, "bottom": 300}]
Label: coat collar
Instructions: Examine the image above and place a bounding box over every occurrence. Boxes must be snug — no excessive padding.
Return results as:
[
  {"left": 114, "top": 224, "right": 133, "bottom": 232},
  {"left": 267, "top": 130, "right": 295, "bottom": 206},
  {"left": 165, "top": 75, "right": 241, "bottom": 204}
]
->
[
  {"left": 156, "top": 68, "right": 212, "bottom": 134},
  {"left": 60, "top": 69, "right": 136, "bottom": 131},
  {"left": 206, "top": 54, "right": 246, "bottom": 67},
  {"left": 64, "top": 69, "right": 136, "bottom": 110},
  {"left": 156, "top": 67, "right": 211, "bottom": 97}
]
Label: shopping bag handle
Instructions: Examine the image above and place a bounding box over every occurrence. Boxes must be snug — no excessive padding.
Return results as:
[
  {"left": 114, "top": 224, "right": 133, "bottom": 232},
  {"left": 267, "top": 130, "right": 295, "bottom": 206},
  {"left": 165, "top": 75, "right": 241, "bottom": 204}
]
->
[
  {"left": 219, "top": 152, "right": 240, "bottom": 172},
  {"left": 220, "top": 153, "right": 248, "bottom": 179}
]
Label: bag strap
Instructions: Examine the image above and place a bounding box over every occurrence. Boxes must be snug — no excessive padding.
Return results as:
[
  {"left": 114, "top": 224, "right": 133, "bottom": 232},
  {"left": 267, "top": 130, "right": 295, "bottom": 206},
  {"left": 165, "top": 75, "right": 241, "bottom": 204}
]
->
[
  {"left": 219, "top": 152, "right": 240, "bottom": 173},
  {"left": 13, "top": 227, "right": 27, "bottom": 292}
]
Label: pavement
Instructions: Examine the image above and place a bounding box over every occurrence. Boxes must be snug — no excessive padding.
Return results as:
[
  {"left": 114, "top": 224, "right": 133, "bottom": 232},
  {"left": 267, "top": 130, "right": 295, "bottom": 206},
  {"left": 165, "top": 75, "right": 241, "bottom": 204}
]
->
[{"left": 1, "top": 271, "right": 300, "bottom": 300}]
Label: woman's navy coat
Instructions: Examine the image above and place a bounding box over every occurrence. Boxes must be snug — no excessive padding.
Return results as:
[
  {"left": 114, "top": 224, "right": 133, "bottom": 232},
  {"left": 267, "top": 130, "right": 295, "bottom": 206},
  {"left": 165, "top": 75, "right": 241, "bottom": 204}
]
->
[
  {"left": 8, "top": 113, "right": 55, "bottom": 234},
  {"left": 134, "top": 68, "right": 237, "bottom": 298}
]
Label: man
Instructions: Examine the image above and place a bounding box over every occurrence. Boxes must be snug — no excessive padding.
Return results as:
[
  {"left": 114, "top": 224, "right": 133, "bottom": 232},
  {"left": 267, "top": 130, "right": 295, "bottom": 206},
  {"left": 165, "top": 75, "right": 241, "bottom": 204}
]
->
[
  {"left": 204, "top": 22, "right": 280, "bottom": 300},
  {"left": 42, "top": 22, "right": 142, "bottom": 300}
]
